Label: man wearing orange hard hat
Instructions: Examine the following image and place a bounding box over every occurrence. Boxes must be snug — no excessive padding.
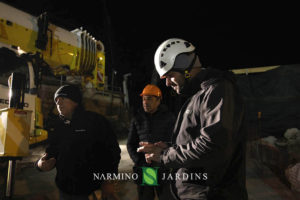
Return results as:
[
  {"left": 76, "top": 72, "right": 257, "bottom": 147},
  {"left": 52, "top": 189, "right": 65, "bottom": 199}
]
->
[
  {"left": 127, "top": 84, "right": 176, "bottom": 200},
  {"left": 140, "top": 84, "right": 162, "bottom": 114}
]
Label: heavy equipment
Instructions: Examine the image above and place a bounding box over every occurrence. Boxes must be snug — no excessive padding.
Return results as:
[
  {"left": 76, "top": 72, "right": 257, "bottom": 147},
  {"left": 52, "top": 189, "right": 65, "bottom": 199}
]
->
[{"left": 0, "top": 2, "right": 106, "bottom": 145}]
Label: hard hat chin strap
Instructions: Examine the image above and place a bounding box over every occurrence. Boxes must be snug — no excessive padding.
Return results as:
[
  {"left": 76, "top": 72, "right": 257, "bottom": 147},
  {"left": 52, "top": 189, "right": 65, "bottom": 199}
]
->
[
  {"left": 184, "top": 70, "right": 191, "bottom": 79},
  {"left": 182, "top": 53, "right": 197, "bottom": 80}
]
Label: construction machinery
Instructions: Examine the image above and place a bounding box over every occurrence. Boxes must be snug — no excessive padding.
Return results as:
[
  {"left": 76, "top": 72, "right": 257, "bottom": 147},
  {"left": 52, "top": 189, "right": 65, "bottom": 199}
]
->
[{"left": 0, "top": 2, "right": 106, "bottom": 145}]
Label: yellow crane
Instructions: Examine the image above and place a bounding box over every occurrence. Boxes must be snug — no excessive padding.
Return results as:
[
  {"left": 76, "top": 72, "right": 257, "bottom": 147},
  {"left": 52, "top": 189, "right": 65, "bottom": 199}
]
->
[{"left": 0, "top": 2, "right": 106, "bottom": 145}]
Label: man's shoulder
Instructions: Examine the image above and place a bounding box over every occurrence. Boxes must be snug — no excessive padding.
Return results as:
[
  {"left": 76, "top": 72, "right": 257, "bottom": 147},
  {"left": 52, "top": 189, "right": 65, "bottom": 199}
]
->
[
  {"left": 158, "top": 104, "right": 174, "bottom": 115},
  {"left": 133, "top": 109, "right": 146, "bottom": 118},
  {"left": 81, "top": 110, "right": 108, "bottom": 122},
  {"left": 45, "top": 114, "right": 63, "bottom": 129}
]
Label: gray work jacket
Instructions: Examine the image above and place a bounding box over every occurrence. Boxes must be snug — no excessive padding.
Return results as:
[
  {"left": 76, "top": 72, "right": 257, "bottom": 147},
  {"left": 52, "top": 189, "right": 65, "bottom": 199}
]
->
[{"left": 161, "top": 68, "right": 248, "bottom": 200}]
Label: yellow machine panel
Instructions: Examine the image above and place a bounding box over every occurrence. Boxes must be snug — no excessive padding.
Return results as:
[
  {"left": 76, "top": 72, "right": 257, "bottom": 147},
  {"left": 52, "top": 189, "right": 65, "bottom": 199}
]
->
[
  {"left": 92, "top": 51, "right": 105, "bottom": 88},
  {"left": 0, "top": 108, "right": 32, "bottom": 157}
]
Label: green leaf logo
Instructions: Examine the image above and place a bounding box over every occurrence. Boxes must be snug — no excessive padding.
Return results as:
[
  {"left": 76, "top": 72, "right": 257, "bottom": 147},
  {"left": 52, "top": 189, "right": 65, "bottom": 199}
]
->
[{"left": 141, "top": 167, "right": 159, "bottom": 186}]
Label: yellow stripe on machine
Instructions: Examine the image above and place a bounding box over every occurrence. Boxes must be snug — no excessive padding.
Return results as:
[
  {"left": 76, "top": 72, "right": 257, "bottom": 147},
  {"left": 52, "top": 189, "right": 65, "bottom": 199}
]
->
[{"left": 0, "top": 108, "right": 32, "bottom": 157}]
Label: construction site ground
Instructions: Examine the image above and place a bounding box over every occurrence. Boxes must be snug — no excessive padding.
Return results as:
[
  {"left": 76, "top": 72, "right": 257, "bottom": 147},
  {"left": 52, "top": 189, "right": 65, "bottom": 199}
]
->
[{"left": 0, "top": 140, "right": 299, "bottom": 200}]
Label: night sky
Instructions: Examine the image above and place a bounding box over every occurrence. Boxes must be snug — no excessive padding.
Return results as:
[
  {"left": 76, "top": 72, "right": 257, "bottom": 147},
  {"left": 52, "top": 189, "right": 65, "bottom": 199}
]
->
[{"left": 2, "top": 0, "right": 300, "bottom": 88}]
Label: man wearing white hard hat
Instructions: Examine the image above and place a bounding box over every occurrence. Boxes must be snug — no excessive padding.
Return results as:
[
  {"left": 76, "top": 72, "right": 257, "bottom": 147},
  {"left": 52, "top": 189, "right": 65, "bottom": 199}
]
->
[{"left": 138, "top": 38, "right": 248, "bottom": 200}]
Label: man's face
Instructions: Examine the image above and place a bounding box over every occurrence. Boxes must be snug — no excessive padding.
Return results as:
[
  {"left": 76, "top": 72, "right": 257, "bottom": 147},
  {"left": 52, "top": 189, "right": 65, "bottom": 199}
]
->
[
  {"left": 55, "top": 97, "right": 78, "bottom": 119},
  {"left": 142, "top": 95, "right": 160, "bottom": 114},
  {"left": 163, "top": 71, "right": 185, "bottom": 94}
]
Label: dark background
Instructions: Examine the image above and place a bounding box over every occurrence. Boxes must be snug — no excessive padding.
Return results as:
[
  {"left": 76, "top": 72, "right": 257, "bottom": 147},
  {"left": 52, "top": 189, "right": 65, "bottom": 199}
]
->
[{"left": 2, "top": 1, "right": 300, "bottom": 80}]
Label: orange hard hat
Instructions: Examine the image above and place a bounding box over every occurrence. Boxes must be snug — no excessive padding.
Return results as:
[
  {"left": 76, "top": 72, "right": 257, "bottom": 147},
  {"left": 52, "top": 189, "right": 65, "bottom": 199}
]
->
[{"left": 140, "top": 84, "right": 162, "bottom": 98}]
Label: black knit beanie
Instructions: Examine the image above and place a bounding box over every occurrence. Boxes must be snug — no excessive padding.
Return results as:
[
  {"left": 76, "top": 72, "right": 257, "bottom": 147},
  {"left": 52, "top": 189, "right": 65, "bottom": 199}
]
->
[{"left": 54, "top": 85, "right": 82, "bottom": 104}]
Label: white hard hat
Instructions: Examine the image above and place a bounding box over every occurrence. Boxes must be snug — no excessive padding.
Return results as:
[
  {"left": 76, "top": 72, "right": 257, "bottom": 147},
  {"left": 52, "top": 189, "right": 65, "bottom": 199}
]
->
[{"left": 154, "top": 38, "right": 195, "bottom": 77}]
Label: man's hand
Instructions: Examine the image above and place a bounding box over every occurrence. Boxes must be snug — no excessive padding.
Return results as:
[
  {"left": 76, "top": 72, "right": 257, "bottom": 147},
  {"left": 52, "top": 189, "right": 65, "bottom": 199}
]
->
[
  {"left": 137, "top": 142, "right": 166, "bottom": 164},
  {"left": 37, "top": 153, "right": 56, "bottom": 172},
  {"left": 154, "top": 141, "right": 169, "bottom": 149}
]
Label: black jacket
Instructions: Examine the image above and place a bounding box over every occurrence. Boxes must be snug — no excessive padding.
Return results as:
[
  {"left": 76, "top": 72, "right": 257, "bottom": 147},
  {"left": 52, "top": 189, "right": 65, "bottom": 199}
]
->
[
  {"left": 41, "top": 107, "right": 121, "bottom": 195},
  {"left": 161, "top": 68, "right": 248, "bottom": 200},
  {"left": 127, "top": 104, "right": 175, "bottom": 166}
]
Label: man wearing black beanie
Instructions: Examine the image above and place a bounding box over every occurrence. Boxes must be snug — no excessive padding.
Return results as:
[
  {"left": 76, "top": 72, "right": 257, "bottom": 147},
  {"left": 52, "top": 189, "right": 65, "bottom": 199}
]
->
[
  {"left": 53, "top": 85, "right": 83, "bottom": 119},
  {"left": 36, "top": 84, "right": 121, "bottom": 200},
  {"left": 54, "top": 84, "right": 82, "bottom": 105}
]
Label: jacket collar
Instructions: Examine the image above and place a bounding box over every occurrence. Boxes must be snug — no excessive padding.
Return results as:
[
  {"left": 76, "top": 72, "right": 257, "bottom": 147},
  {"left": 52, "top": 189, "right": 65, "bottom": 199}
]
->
[
  {"left": 181, "top": 67, "right": 236, "bottom": 97},
  {"left": 138, "top": 104, "right": 168, "bottom": 117},
  {"left": 59, "top": 105, "right": 85, "bottom": 123}
]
